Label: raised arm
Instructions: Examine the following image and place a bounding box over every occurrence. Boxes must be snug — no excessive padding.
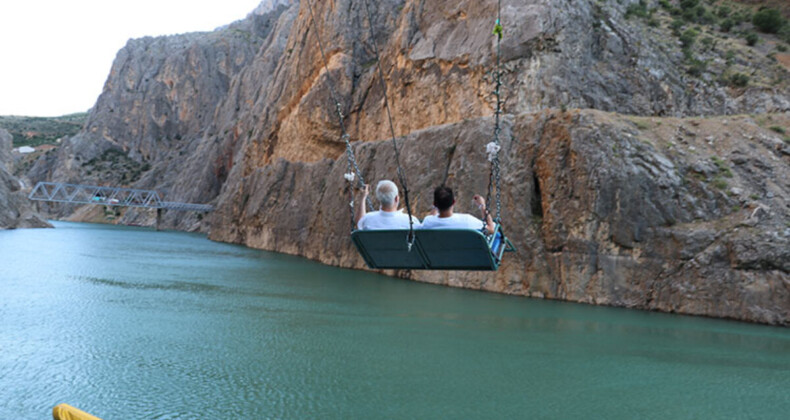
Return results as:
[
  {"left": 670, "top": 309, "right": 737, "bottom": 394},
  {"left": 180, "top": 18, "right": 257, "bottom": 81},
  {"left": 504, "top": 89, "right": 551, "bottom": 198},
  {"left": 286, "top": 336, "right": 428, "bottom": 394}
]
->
[
  {"left": 354, "top": 184, "right": 370, "bottom": 227},
  {"left": 473, "top": 194, "right": 496, "bottom": 235}
]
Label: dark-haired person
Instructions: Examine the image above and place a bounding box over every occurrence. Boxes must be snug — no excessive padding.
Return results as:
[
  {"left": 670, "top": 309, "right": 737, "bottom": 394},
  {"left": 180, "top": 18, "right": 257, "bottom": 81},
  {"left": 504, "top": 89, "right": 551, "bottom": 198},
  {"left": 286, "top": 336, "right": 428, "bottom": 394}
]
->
[
  {"left": 420, "top": 185, "right": 495, "bottom": 234},
  {"left": 355, "top": 180, "right": 421, "bottom": 230}
]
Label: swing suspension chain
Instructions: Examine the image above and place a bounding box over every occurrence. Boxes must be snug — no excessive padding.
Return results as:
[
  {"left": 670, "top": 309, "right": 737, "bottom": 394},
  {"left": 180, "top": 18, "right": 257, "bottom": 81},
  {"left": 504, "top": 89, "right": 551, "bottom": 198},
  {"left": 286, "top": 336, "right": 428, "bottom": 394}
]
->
[
  {"left": 486, "top": 0, "right": 504, "bottom": 224},
  {"left": 305, "top": 0, "right": 372, "bottom": 232},
  {"left": 361, "top": 0, "right": 416, "bottom": 249}
]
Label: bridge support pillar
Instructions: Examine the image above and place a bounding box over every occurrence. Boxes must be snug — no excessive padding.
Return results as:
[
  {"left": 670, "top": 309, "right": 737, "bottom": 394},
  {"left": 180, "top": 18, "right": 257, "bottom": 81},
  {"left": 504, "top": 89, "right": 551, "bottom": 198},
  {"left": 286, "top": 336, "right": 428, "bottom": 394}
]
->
[{"left": 156, "top": 208, "right": 162, "bottom": 231}]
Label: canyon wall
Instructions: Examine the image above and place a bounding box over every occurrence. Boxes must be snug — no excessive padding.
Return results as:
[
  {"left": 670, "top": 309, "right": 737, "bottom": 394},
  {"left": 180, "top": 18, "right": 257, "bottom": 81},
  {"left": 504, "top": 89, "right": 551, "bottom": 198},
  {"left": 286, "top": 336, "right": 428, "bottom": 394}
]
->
[
  {"left": 27, "top": 4, "right": 292, "bottom": 228},
  {"left": 29, "top": 0, "right": 789, "bottom": 323},
  {"left": 209, "top": 110, "right": 790, "bottom": 325},
  {"left": 0, "top": 129, "right": 50, "bottom": 229}
]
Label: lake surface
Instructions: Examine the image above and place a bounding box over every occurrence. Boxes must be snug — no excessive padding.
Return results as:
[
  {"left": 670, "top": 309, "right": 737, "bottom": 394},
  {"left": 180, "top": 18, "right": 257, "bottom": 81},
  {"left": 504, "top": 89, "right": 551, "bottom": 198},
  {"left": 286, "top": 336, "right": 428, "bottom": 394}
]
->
[{"left": 0, "top": 222, "right": 788, "bottom": 419}]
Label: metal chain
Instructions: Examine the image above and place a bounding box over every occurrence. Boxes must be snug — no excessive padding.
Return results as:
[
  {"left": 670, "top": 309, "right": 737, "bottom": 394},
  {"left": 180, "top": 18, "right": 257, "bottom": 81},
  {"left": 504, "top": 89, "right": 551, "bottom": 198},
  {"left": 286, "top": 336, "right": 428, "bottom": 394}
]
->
[
  {"left": 305, "top": 0, "right": 372, "bottom": 233},
  {"left": 361, "top": 0, "right": 417, "bottom": 250},
  {"left": 486, "top": 0, "right": 504, "bottom": 223}
]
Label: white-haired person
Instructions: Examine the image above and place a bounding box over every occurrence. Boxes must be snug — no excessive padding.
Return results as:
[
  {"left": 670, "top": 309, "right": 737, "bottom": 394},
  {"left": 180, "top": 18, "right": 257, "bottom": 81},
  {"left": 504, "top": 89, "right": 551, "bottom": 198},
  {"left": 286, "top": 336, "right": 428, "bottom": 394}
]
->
[{"left": 355, "top": 180, "right": 422, "bottom": 230}]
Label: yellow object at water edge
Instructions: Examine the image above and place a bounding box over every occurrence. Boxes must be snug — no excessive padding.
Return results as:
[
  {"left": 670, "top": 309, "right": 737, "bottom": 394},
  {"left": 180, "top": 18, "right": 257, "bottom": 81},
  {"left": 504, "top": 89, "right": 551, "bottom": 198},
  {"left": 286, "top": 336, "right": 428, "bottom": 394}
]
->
[{"left": 52, "top": 404, "right": 102, "bottom": 420}]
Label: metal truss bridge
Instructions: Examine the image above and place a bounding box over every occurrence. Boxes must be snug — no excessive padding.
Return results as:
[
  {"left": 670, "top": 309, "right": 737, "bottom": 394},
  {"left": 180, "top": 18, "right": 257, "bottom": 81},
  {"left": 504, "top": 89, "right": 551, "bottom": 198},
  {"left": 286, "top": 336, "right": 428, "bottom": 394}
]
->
[{"left": 28, "top": 182, "right": 213, "bottom": 212}]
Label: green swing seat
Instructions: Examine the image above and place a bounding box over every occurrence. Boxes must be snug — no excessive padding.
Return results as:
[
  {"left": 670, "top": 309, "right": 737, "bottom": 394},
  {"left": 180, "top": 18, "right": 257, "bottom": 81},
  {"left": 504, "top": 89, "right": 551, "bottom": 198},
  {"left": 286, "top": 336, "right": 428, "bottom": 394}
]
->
[{"left": 351, "top": 225, "right": 513, "bottom": 271}]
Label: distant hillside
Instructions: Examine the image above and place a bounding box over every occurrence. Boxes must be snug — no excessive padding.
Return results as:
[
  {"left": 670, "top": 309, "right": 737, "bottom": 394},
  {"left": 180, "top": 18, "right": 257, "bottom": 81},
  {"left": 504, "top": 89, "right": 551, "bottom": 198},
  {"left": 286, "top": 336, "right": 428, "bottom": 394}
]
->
[
  {"left": 0, "top": 113, "right": 88, "bottom": 148},
  {"left": 735, "top": 0, "right": 790, "bottom": 18}
]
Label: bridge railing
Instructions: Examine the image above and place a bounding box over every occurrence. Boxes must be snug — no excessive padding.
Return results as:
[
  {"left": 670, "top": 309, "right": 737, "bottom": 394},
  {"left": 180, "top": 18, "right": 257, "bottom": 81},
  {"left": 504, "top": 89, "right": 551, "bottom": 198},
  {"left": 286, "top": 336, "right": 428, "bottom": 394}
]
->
[{"left": 28, "top": 182, "right": 212, "bottom": 212}]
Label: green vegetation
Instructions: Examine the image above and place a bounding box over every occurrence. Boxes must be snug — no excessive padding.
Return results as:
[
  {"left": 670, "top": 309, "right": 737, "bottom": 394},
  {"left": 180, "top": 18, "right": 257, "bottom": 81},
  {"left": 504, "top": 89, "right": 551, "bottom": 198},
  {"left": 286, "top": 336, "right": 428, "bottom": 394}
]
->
[
  {"left": 752, "top": 8, "right": 785, "bottom": 34},
  {"left": 625, "top": 0, "right": 651, "bottom": 20},
  {"left": 700, "top": 36, "right": 715, "bottom": 50},
  {"left": 712, "top": 177, "right": 728, "bottom": 190},
  {"left": 82, "top": 149, "right": 151, "bottom": 185},
  {"left": 725, "top": 49, "right": 736, "bottom": 65},
  {"left": 679, "top": 27, "right": 701, "bottom": 71},
  {"left": 0, "top": 113, "right": 87, "bottom": 148},
  {"left": 729, "top": 72, "right": 749, "bottom": 87},
  {"left": 711, "top": 155, "right": 733, "bottom": 178},
  {"left": 769, "top": 126, "right": 786, "bottom": 134},
  {"left": 632, "top": 119, "right": 650, "bottom": 130},
  {"left": 643, "top": 1, "right": 786, "bottom": 84},
  {"left": 719, "top": 18, "right": 734, "bottom": 32},
  {"left": 678, "top": 0, "right": 716, "bottom": 24},
  {"left": 680, "top": 28, "right": 699, "bottom": 48},
  {"left": 687, "top": 57, "right": 708, "bottom": 76},
  {"left": 745, "top": 32, "right": 759, "bottom": 46},
  {"left": 648, "top": 0, "right": 789, "bottom": 72},
  {"left": 671, "top": 18, "right": 686, "bottom": 35},
  {"left": 780, "top": 25, "right": 790, "bottom": 44},
  {"left": 648, "top": 16, "right": 660, "bottom": 27},
  {"left": 731, "top": 9, "right": 752, "bottom": 25}
]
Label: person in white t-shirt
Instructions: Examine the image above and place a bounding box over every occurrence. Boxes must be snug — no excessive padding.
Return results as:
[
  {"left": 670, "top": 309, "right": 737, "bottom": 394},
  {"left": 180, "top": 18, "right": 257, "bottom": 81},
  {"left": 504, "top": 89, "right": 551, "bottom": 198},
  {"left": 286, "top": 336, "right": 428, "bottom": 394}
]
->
[
  {"left": 420, "top": 185, "right": 495, "bottom": 234},
  {"left": 355, "top": 180, "right": 421, "bottom": 230}
]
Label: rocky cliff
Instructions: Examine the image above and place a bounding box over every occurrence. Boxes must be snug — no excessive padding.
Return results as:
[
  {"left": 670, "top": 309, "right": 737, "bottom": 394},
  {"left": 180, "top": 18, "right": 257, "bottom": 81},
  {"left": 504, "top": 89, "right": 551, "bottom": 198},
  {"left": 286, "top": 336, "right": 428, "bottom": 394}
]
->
[
  {"left": 27, "top": 4, "right": 291, "bottom": 227},
  {"left": 0, "top": 129, "right": 50, "bottom": 229},
  {"left": 29, "top": 0, "right": 789, "bottom": 324},
  {"left": 209, "top": 110, "right": 790, "bottom": 325}
]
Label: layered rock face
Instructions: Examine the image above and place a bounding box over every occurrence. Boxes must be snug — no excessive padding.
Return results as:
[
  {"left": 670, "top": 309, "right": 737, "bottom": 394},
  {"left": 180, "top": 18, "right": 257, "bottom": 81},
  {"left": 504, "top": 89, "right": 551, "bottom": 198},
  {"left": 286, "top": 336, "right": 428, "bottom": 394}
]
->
[
  {"left": 30, "top": 0, "right": 789, "bottom": 323},
  {"left": 0, "top": 129, "right": 50, "bottom": 229},
  {"left": 211, "top": 0, "right": 789, "bottom": 173},
  {"left": 204, "top": 0, "right": 788, "bottom": 324},
  {"left": 210, "top": 110, "right": 790, "bottom": 325},
  {"left": 27, "top": 4, "right": 291, "bottom": 229}
]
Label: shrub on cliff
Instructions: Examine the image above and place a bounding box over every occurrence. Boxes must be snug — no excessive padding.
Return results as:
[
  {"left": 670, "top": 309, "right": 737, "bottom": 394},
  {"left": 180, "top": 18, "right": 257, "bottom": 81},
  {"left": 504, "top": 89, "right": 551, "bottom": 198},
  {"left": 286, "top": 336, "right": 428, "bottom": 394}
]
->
[
  {"left": 780, "top": 25, "right": 790, "bottom": 44},
  {"left": 745, "top": 32, "right": 759, "bottom": 46},
  {"left": 682, "top": 6, "right": 704, "bottom": 23},
  {"left": 752, "top": 8, "right": 785, "bottom": 34},
  {"left": 725, "top": 50, "right": 736, "bottom": 65},
  {"left": 719, "top": 18, "right": 734, "bottom": 32},
  {"left": 679, "top": 0, "right": 699, "bottom": 10},
  {"left": 729, "top": 73, "right": 749, "bottom": 87},
  {"left": 625, "top": 0, "right": 650, "bottom": 20},
  {"left": 686, "top": 58, "right": 707, "bottom": 76},
  {"left": 671, "top": 18, "right": 685, "bottom": 35},
  {"left": 680, "top": 28, "right": 699, "bottom": 49}
]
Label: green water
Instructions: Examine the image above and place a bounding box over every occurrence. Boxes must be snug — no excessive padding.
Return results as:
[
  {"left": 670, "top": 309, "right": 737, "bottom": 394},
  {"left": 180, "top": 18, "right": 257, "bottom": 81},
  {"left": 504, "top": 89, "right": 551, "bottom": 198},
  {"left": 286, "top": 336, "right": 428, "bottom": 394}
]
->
[{"left": 0, "top": 222, "right": 788, "bottom": 419}]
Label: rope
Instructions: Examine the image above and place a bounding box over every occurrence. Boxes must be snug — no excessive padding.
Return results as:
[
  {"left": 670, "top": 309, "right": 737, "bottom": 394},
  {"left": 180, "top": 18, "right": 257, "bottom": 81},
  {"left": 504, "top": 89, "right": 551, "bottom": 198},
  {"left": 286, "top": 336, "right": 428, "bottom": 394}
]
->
[
  {"left": 486, "top": 0, "right": 504, "bottom": 223},
  {"left": 305, "top": 0, "right": 371, "bottom": 232},
  {"left": 361, "top": 0, "right": 416, "bottom": 250}
]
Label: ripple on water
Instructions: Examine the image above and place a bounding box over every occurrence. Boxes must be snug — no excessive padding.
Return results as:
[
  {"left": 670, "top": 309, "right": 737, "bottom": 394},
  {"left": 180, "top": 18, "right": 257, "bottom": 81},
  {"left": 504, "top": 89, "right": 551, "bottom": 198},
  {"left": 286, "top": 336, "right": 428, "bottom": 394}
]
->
[{"left": 1, "top": 222, "right": 789, "bottom": 419}]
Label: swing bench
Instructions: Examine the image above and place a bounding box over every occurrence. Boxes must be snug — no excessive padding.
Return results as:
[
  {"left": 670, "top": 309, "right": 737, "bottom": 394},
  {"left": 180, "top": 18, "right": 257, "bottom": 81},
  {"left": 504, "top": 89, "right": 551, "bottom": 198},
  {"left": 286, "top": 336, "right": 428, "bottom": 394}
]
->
[
  {"left": 306, "top": 0, "right": 513, "bottom": 271},
  {"left": 351, "top": 225, "right": 515, "bottom": 271}
]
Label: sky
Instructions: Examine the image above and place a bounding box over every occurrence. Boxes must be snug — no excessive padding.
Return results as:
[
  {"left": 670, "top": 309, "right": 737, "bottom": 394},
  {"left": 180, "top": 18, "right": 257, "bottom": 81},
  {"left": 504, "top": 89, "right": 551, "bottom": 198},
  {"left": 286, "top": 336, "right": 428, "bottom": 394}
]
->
[{"left": 0, "top": 0, "right": 265, "bottom": 117}]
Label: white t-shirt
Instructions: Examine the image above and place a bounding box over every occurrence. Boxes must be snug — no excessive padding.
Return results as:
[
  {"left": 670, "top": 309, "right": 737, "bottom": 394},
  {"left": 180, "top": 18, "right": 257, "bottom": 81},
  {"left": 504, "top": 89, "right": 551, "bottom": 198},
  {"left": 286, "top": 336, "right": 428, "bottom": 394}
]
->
[
  {"left": 420, "top": 213, "right": 484, "bottom": 230},
  {"left": 357, "top": 210, "right": 421, "bottom": 230}
]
